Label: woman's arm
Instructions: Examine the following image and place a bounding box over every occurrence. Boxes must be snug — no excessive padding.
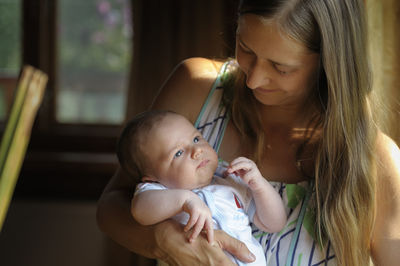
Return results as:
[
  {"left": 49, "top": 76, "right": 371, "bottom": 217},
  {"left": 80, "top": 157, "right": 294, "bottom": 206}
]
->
[
  {"left": 371, "top": 132, "right": 400, "bottom": 265},
  {"left": 96, "top": 58, "right": 256, "bottom": 264},
  {"left": 96, "top": 168, "right": 254, "bottom": 264},
  {"left": 96, "top": 167, "right": 159, "bottom": 258}
]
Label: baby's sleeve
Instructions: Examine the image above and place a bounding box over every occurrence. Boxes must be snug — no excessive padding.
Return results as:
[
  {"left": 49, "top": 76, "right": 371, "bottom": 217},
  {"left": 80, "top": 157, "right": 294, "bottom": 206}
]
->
[
  {"left": 134, "top": 182, "right": 166, "bottom": 196},
  {"left": 247, "top": 198, "right": 256, "bottom": 223}
]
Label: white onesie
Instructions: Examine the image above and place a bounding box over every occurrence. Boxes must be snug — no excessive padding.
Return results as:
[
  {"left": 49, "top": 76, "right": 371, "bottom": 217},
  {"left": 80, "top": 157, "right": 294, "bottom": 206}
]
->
[{"left": 135, "top": 163, "right": 267, "bottom": 266}]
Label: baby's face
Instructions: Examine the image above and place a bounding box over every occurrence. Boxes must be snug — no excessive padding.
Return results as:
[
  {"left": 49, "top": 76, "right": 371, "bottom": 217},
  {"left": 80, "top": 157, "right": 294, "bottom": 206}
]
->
[{"left": 142, "top": 114, "right": 218, "bottom": 190}]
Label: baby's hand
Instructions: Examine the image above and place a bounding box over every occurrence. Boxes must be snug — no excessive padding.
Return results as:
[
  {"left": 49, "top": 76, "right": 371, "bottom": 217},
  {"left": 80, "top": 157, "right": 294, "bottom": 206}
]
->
[
  {"left": 227, "top": 157, "right": 265, "bottom": 191},
  {"left": 182, "top": 194, "right": 214, "bottom": 244}
]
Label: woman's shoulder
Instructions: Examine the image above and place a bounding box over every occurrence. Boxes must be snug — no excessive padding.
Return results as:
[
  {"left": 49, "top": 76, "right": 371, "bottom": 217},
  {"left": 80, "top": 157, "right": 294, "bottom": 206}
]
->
[
  {"left": 374, "top": 131, "right": 400, "bottom": 196},
  {"left": 375, "top": 131, "right": 400, "bottom": 175},
  {"left": 151, "top": 57, "right": 225, "bottom": 123},
  {"left": 371, "top": 131, "right": 400, "bottom": 264},
  {"left": 180, "top": 57, "right": 225, "bottom": 78}
]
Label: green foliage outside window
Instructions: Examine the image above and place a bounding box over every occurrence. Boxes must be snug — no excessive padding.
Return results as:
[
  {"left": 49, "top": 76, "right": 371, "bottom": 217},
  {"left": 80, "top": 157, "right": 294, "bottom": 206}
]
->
[
  {"left": 58, "top": 0, "right": 132, "bottom": 124},
  {"left": 0, "top": 0, "right": 21, "bottom": 75},
  {"left": 59, "top": 0, "right": 132, "bottom": 75},
  {"left": 0, "top": 0, "right": 21, "bottom": 121}
]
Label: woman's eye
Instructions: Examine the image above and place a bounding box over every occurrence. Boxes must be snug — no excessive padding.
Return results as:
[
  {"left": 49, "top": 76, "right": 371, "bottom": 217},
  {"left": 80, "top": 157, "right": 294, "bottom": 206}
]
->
[
  {"left": 174, "top": 150, "right": 184, "bottom": 158},
  {"left": 239, "top": 43, "right": 253, "bottom": 54},
  {"left": 193, "top": 136, "right": 200, "bottom": 143},
  {"left": 277, "top": 69, "right": 288, "bottom": 75},
  {"left": 273, "top": 64, "right": 290, "bottom": 75}
]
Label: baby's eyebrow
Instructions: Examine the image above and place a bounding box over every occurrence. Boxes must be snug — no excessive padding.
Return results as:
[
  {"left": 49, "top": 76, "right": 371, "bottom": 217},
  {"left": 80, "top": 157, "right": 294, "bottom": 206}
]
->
[
  {"left": 163, "top": 142, "right": 180, "bottom": 159},
  {"left": 193, "top": 129, "right": 201, "bottom": 136}
]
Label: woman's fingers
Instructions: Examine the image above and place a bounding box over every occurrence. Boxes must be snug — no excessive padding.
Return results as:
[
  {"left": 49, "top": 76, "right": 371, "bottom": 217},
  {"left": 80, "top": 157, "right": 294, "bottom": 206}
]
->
[
  {"left": 214, "top": 230, "right": 256, "bottom": 263},
  {"left": 155, "top": 220, "right": 237, "bottom": 266}
]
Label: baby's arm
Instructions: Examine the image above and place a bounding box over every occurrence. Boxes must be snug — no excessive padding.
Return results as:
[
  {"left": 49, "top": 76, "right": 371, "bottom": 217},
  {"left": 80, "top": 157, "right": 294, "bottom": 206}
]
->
[
  {"left": 131, "top": 189, "right": 214, "bottom": 243},
  {"left": 227, "top": 157, "right": 287, "bottom": 233}
]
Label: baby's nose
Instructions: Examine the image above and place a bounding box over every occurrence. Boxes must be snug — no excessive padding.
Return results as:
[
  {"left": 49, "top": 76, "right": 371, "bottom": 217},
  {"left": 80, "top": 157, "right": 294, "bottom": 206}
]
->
[{"left": 192, "top": 147, "right": 202, "bottom": 159}]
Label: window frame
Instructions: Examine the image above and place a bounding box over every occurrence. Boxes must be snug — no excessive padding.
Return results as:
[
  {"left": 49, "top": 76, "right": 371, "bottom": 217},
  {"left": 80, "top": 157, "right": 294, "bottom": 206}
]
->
[{"left": 11, "top": 0, "right": 123, "bottom": 199}]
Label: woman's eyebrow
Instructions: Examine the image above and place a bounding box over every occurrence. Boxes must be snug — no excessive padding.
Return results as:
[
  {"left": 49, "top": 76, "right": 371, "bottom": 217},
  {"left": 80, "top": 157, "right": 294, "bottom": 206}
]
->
[
  {"left": 269, "top": 59, "right": 295, "bottom": 68},
  {"left": 238, "top": 36, "right": 299, "bottom": 68}
]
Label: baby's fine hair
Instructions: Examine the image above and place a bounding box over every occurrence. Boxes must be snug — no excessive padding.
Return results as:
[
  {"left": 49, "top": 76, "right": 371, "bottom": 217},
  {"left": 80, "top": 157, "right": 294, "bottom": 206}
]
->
[{"left": 117, "top": 110, "right": 175, "bottom": 183}]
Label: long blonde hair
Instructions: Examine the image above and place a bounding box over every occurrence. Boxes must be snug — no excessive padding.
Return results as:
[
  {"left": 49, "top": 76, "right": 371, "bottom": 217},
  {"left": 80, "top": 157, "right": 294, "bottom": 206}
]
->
[{"left": 226, "top": 0, "right": 377, "bottom": 264}]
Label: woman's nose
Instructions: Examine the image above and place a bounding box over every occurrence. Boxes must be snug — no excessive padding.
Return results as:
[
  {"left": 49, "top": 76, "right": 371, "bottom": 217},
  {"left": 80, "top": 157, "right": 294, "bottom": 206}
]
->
[{"left": 246, "top": 59, "right": 270, "bottom": 89}]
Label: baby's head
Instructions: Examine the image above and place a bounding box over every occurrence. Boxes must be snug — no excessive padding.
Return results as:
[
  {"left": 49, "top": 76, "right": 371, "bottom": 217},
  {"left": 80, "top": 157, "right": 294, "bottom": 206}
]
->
[{"left": 117, "top": 110, "right": 218, "bottom": 189}]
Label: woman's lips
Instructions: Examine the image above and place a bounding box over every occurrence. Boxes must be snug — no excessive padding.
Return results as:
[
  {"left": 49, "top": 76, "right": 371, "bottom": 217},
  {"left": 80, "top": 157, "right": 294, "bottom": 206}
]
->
[
  {"left": 255, "top": 87, "right": 279, "bottom": 93},
  {"left": 197, "top": 159, "right": 209, "bottom": 169}
]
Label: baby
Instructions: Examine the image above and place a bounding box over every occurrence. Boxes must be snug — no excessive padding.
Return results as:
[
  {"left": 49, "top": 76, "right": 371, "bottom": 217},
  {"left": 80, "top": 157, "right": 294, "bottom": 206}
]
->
[{"left": 117, "top": 110, "right": 287, "bottom": 265}]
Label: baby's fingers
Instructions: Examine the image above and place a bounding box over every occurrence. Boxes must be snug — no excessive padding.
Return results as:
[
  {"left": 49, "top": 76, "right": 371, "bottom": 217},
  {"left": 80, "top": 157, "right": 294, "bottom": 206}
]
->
[
  {"left": 228, "top": 160, "right": 253, "bottom": 174},
  {"left": 184, "top": 212, "right": 199, "bottom": 233},
  {"left": 189, "top": 216, "right": 205, "bottom": 243},
  {"left": 204, "top": 217, "right": 214, "bottom": 244},
  {"left": 229, "top": 157, "right": 249, "bottom": 167}
]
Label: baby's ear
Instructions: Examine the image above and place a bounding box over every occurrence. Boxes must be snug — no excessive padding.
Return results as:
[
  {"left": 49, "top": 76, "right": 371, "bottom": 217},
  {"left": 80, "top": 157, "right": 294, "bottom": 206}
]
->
[{"left": 141, "top": 175, "right": 158, "bottom": 183}]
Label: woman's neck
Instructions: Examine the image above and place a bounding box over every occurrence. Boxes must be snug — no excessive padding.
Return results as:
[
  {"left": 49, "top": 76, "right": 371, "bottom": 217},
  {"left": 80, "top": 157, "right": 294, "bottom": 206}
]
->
[{"left": 259, "top": 103, "right": 317, "bottom": 130}]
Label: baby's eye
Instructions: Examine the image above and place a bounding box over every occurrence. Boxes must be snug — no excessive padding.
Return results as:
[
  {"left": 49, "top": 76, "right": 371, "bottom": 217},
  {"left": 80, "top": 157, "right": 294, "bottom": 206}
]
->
[
  {"left": 174, "top": 150, "right": 184, "bottom": 158},
  {"left": 193, "top": 136, "right": 200, "bottom": 143}
]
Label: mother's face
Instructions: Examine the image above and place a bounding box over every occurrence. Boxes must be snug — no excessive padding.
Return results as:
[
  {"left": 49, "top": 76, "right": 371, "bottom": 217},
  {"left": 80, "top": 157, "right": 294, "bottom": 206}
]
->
[{"left": 235, "top": 14, "right": 320, "bottom": 109}]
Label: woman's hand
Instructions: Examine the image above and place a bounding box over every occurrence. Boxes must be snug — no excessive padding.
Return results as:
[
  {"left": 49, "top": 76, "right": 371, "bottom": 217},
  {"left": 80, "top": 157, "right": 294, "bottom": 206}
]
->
[{"left": 154, "top": 219, "right": 256, "bottom": 266}]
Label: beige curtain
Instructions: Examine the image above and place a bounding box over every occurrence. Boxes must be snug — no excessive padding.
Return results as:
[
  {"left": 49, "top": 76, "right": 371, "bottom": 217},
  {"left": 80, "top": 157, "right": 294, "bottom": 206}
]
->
[
  {"left": 367, "top": 0, "right": 400, "bottom": 145},
  {"left": 126, "top": 0, "right": 238, "bottom": 118}
]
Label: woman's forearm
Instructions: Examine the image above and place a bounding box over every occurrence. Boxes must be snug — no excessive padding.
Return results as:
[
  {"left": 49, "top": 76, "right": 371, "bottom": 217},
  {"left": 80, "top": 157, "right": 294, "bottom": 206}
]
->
[
  {"left": 96, "top": 187, "right": 256, "bottom": 265},
  {"left": 96, "top": 169, "right": 255, "bottom": 265},
  {"left": 96, "top": 188, "right": 161, "bottom": 258}
]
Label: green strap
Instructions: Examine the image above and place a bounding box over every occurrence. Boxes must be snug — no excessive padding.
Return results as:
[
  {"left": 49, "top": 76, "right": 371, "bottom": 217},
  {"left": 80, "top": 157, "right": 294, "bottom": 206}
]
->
[
  {"left": 194, "top": 61, "right": 229, "bottom": 128},
  {"left": 285, "top": 182, "right": 313, "bottom": 266},
  {"left": 214, "top": 111, "right": 230, "bottom": 153}
]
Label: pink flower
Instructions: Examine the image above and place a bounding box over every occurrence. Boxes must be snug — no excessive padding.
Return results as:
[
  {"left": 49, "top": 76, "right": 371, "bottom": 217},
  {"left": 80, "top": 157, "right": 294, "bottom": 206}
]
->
[{"left": 97, "top": 1, "right": 111, "bottom": 15}]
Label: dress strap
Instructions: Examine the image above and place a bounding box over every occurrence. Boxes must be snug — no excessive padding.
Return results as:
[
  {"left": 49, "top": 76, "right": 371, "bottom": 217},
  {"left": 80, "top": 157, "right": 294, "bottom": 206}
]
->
[
  {"left": 194, "top": 60, "right": 232, "bottom": 153},
  {"left": 194, "top": 61, "right": 229, "bottom": 129},
  {"left": 214, "top": 112, "right": 230, "bottom": 153},
  {"left": 285, "top": 182, "right": 313, "bottom": 266}
]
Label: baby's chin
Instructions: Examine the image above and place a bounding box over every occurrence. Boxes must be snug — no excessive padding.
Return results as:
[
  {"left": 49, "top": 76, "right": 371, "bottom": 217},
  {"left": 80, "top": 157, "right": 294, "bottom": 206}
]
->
[{"left": 198, "top": 166, "right": 218, "bottom": 187}]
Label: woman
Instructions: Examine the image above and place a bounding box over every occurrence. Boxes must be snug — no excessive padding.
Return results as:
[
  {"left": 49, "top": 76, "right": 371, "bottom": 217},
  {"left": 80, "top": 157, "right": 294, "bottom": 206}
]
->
[{"left": 97, "top": 0, "right": 400, "bottom": 265}]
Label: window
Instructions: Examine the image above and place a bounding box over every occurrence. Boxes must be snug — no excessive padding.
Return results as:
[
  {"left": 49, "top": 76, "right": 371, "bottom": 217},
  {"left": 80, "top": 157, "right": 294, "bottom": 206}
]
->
[
  {"left": 0, "top": 0, "right": 22, "bottom": 120},
  {"left": 57, "top": 0, "right": 132, "bottom": 124},
  {"left": 11, "top": 0, "right": 133, "bottom": 199}
]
